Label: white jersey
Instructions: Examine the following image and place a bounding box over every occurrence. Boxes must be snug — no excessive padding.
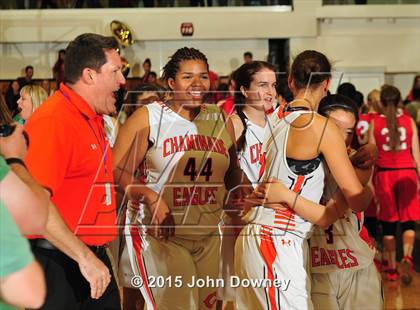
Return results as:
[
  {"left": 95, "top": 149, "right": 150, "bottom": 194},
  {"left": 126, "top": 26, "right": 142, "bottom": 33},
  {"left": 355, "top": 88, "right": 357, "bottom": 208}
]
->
[
  {"left": 244, "top": 109, "right": 325, "bottom": 239},
  {"left": 217, "top": 116, "right": 268, "bottom": 302},
  {"left": 238, "top": 118, "right": 268, "bottom": 187},
  {"left": 310, "top": 169, "right": 375, "bottom": 273},
  {"left": 137, "top": 102, "right": 232, "bottom": 238}
]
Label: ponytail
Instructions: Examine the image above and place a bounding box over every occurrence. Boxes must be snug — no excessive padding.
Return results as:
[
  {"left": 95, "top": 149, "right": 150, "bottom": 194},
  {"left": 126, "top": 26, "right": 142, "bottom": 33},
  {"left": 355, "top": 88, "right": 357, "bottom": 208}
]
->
[
  {"left": 380, "top": 85, "right": 401, "bottom": 151},
  {"left": 384, "top": 104, "right": 400, "bottom": 151}
]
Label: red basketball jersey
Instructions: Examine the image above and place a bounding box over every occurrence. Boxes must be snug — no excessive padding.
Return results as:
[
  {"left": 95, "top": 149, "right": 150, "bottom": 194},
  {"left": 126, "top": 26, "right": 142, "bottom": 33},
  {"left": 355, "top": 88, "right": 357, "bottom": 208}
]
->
[
  {"left": 356, "top": 112, "right": 376, "bottom": 146},
  {"left": 373, "top": 112, "right": 415, "bottom": 168}
]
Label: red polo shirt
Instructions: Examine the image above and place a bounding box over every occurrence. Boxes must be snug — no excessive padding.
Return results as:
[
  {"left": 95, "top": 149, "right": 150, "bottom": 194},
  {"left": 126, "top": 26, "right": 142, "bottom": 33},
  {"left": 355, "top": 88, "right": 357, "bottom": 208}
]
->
[{"left": 25, "top": 84, "right": 117, "bottom": 245}]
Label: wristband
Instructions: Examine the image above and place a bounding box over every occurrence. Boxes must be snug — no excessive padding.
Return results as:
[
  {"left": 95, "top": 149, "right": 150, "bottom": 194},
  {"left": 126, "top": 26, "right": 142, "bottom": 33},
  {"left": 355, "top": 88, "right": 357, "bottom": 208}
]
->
[{"left": 5, "top": 157, "right": 27, "bottom": 169}]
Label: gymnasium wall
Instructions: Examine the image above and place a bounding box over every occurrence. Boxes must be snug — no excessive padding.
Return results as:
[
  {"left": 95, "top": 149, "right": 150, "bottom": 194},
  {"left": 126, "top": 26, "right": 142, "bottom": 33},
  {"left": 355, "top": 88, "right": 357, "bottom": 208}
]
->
[{"left": 0, "top": 0, "right": 418, "bottom": 95}]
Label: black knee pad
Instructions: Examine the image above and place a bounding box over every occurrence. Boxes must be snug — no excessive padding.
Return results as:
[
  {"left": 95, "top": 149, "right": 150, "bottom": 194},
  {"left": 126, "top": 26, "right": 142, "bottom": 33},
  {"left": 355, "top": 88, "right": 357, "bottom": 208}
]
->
[
  {"left": 381, "top": 221, "right": 397, "bottom": 236},
  {"left": 400, "top": 221, "right": 415, "bottom": 233}
]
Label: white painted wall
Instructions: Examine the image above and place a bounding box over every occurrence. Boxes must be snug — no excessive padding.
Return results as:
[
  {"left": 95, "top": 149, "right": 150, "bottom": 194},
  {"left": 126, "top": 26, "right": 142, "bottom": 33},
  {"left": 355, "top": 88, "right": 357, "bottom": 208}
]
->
[
  {"left": 290, "top": 15, "right": 419, "bottom": 73},
  {"left": 386, "top": 73, "right": 418, "bottom": 100},
  {"left": 0, "top": 39, "right": 269, "bottom": 79},
  {"left": 0, "top": 1, "right": 418, "bottom": 95}
]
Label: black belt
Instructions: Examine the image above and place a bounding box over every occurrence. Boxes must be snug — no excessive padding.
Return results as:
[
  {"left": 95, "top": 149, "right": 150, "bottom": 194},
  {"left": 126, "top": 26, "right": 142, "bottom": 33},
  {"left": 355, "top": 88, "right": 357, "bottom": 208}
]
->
[{"left": 30, "top": 239, "right": 108, "bottom": 255}]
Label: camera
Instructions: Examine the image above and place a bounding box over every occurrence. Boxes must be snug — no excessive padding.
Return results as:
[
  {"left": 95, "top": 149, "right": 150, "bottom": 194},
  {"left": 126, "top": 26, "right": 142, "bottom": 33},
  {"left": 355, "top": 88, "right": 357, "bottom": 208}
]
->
[
  {"left": 0, "top": 124, "right": 16, "bottom": 137},
  {"left": 0, "top": 124, "right": 30, "bottom": 147}
]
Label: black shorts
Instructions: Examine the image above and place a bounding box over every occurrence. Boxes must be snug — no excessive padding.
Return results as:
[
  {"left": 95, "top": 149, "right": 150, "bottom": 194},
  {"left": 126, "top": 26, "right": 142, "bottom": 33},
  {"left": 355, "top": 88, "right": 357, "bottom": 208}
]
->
[{"left": 364, "top": 216, "right": 377, "bottom": 238}]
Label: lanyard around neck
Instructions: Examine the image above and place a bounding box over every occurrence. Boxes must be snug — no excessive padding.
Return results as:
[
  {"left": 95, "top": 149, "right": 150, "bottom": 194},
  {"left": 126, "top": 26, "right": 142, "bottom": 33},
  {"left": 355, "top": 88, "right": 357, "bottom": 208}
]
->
[{"left": 59, "top": 89, "right": 109, "bottom": 175}]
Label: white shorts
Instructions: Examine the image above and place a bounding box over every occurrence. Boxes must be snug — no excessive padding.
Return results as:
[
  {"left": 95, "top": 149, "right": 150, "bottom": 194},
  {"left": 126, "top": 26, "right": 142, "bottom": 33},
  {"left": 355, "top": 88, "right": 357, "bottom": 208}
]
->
[
  {"left": 119, "top": 243, "right": 135, "bottom": 288},
  {"left": 126, "top": 224, "right": 221, "bottom": 310},
  {"left": 311, "top": 262, "right": 383, "bottom": 310},
  {"left": 235, "top": 224, "right": 313, "bottom": 310},
  {"left": 217, "top": 223, "right": 238, "bottom": 302}
]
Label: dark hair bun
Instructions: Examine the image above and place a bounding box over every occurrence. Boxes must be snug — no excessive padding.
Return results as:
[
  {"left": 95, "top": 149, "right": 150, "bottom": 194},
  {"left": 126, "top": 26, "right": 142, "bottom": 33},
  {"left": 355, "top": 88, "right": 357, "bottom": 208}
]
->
[{"left": 291, "top": 50, "right": 331, "bottom": 89}]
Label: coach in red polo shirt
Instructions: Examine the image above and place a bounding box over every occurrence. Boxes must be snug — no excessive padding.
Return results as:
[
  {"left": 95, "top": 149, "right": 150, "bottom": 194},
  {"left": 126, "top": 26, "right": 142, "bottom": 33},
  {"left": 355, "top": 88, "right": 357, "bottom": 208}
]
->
[{"left": 25, "top": 33, "right": 125, "bottom": 309}]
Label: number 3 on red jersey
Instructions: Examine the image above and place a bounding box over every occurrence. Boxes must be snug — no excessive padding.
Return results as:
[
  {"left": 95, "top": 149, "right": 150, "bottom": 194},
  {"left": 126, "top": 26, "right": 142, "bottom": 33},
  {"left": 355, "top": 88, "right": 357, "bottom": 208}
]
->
[{"left": 356, "top": 120, "right": 370, "bottom": 145}]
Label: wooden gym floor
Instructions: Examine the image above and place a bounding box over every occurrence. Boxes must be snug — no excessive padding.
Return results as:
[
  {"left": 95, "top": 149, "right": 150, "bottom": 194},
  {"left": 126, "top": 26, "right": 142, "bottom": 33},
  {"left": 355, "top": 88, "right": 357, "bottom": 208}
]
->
[{"left": 384, "top": 271, "right": 420, "bottom": 310}]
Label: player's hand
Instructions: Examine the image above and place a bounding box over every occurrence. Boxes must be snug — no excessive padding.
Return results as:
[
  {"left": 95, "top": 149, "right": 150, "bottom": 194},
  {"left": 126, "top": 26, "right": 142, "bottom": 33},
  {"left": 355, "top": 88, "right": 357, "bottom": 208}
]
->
[
  {"left": 0, "top": 123, "right": 27, "bottom": 159},
  {"left": 78, "top": 251, "right": 111, "bottom": 299},
  {"left": 329, "top": 191, "right": 348, "bottom": 219},
  {"left": 225, "top": 185, "right": 254, "bottom": 217},
  {"left": 350, "top": 143, "right": 377, "bottom": 169},
  {"left": 253, "top": 178, "right": 288, "bottom": 205},
  {"left": 148, "top": 197, "right": 175, "bottom": 241},
  {"left": 157, "top": 212, "right": 175, "bottom": 241}
]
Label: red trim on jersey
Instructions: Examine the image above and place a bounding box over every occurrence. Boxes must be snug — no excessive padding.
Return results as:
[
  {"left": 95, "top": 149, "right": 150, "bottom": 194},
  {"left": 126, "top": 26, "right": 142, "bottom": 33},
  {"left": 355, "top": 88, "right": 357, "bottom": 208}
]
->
[
  {"left": 157, "top": 101, "right": 172, "bottom": 113},
  {"left": 276, "top": 103, "right": 286, "bottom": 120},
  {"left": 259, "top": 226, "right": 278, "bottom": 310},
  {"left": 272, "top": 175, "right": 305, "bottom": 231},
  {"left": 292, "top": 175, "right": 305, "bottom": 193},
  {"left": 274, "top": 210, "right": 296, "bottom": 228},
  {"left": 130, "top": 226, "right": 156, "bottom": 310},
  {"left": 259, "top": 152, "right": 266, "bottom": 179}
]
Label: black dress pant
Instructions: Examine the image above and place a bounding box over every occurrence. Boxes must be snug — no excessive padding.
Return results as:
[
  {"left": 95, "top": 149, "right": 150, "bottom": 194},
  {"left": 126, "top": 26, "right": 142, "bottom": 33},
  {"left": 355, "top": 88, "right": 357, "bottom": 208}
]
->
[{"left": 30, "top": 241, "right": 121, "bottom": 310}]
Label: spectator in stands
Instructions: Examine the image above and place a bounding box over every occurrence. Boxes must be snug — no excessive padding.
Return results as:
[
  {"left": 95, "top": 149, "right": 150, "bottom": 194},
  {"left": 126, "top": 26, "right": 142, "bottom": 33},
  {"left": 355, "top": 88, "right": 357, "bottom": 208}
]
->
[
  {"left": 119, "top": 83, "right": 162, "bottom": 124},
  {"left": 5, "top": 80, "right": 20, "bottom": 116},
  {"left": 217, "top": 82, "right": 229, "bottom": 101},
  {"left": 405, "top": 75, "right": 420, "bottom": 103},
  {"left": 114, "top": 57, "right": 131, "bottom": 114},
  {"left": 217, "top": 71, "right": 236, "bottom": 115},
  {"left": 40, "top": 0, "right": 59, "bottom": 8},
  {"left": 109, "top": 0, "right": 154, "bottom": 7},
  {"left": 41, "top": 79, "right": 54, "bottom": 96},
  {"left": 148, "top": 71, "right": 158, "bottom": 85},
  {"left": 140, "top": 58, "right": 152, "bottom": 83},
  {"left": 74, "top": 0, "right": 102, "bottom": 7},
  {"left": 405, "top": 87, "right": 420, "bottom": 139},
  {"left": 206, "top": 70, "right": 219, "bottom": 103},
  {"left": 53, "top": 49, "right": 65, "bottom": 88},
  {"left": 17, "top": 65, "right": 35, "bottom": 89},
  {"left": 14, "top": 85, "right": 48, "bottom": 125},
  {"left": 268, "top": 0, "right": 291, "bottom": 4},
  {"left": 16, "top": 0, "right": 38, "bottom": 9},
  {"left": 243, "top": 51, "right": 253, "bottom": 64},
  {"left": 190, "top": 0, "right": 212, "bottom": 6},
  {"left": 157, "top": 0, "right": 174, "bottom": 6},
  {"left": 0, "top": 93, "right": 13, "bottom": 125}
]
